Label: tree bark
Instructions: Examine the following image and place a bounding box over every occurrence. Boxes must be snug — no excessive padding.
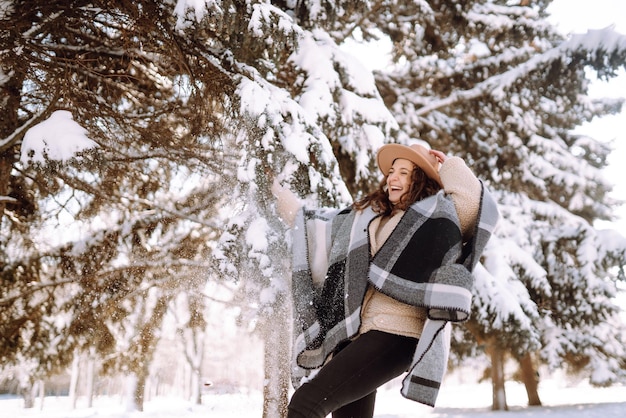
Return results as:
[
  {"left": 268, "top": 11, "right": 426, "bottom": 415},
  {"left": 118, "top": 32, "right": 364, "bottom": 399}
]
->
[
  {"left": 132, "top": 295, "right": 170, "bottom": 411},
  {"left": 518, "top": 352, "right": 542, "bottom": 406},
  {"left": 190, "top": 364, "right": 202, "bottom": 405},
  {"left": 69, "top": 351, "right": 80, "bottom": 409},
  {"left": 487, "top": 338, "right": 508, "bottom": 411},
  {"left": 0, "top": 71, "right": 23, "bottom": 231},
  {"left": 86, "top": 347, "right": 97, "bottom": 408},
  {"left": 261, "top": 291, "right": 291, "bottom": 418},
  {"left": 133, "top": 361, "right": 148, "bottom": 411},
  {"left": 20, "top": 382, "right": 35, "bottom": 409},
  {"left": 179, "top": 293, "right": 206, "bottom": 405}
]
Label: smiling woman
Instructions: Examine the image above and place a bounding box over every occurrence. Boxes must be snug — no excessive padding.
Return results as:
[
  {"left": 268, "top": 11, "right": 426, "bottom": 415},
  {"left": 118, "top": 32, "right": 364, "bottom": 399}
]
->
[
  {"left": 272, "top": 141, "right": 499, "bottom": 416},
  {"left": 386, "top": 159, "right": 416, "bottom": 204}
]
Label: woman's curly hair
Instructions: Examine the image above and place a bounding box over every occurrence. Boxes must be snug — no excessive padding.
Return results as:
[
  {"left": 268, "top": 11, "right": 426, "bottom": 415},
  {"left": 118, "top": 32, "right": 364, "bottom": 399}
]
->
[{"left": 353, "top": 164, "right": 441, "bottom": 216}]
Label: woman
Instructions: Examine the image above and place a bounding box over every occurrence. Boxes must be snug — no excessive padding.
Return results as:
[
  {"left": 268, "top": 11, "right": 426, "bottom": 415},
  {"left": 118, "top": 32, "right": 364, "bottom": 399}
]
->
[{"left": 273, "top": 142, "right": 498, "bottom": 417}]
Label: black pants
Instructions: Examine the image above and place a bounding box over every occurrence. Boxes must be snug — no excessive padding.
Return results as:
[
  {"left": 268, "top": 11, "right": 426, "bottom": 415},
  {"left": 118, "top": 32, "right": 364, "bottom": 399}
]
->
[{"left": 287, "top": 330, "right": 418, "bottom": 418}]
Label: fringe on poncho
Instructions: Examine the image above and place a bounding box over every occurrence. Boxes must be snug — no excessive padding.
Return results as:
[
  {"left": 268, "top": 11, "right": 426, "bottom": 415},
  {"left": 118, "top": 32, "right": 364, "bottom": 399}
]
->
[{"left": 290, "top": 183, "right": 499, "bottom": 407}]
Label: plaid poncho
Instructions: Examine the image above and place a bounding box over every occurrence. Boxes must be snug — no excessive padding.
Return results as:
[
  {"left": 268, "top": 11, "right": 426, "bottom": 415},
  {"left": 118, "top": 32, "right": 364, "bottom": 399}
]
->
[{"left": 290, "top": 183, "right": 499, "bottom": 407}]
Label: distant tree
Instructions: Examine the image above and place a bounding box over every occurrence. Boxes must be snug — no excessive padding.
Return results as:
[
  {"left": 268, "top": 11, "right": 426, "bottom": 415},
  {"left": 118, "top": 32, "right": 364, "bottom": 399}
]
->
[{"left": 175, "top": 292, "right": 207, "bottom": 405}]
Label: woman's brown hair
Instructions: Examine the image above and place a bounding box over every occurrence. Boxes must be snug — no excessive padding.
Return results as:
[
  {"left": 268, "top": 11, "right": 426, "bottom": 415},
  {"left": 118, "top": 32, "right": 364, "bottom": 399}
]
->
[{"left": 353, "top": 163, "right": 442, "bottom": 216}]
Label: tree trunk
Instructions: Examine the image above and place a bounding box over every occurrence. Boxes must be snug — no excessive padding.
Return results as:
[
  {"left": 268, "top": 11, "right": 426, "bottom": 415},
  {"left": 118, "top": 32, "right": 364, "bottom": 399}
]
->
[
  {"left": 518, "top": 352, "right": 542, "bottom": 406},
  {"left": 69, "top": 351, "right": 80, "bottom": 409},
  {"left": 182, "top": 362, "right": 190, "bottom": 400},
  {"left": 261, "top": 291, "right": 291, "bottom": 418},
  {"left": 125, "top": 375, "right": 138, "bottom": 412},
  {"left": 86, "top": 347, "right": 97, "bottom": 408},
  {"left": 132, "top": 295, "right": 170, "bottom": 411},
  {"left": 179, "top": 293, "right": 206, "bottom": 406},
  {"left": 0, "top": 69, "right": 25, "bottom": 231},
  {"left": 36, "top": 380, "right": 45, "bottom": 410},
  {"left": 20, "top": 382, "right": 35, "bottom": 409},
  {"left": 133, "top": 360, "right": 148, "bottom": 410},
  {"left": 190, "top": 365, "right": 202, "bottom": 405},
  {"left": 487, "top": 338, "right": 508, "bottom": 411}
]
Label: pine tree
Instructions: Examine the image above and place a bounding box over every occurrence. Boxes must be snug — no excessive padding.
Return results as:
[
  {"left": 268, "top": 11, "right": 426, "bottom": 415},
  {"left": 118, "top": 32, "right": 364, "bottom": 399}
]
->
[{"left": 1, "top": 0, "right": 232, "bottom": 410}]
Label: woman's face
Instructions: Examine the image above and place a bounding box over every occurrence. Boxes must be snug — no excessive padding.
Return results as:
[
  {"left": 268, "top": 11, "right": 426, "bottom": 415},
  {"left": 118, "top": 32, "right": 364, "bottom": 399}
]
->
[{"left": 386, "top": 158, "right": 414, "bottom": 204}]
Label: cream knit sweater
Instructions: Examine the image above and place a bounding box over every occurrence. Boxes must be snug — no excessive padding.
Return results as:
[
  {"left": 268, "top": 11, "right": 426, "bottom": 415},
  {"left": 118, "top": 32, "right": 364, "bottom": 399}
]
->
[{"left": 359, "top": 156, "right": 482, "bottom": 339}]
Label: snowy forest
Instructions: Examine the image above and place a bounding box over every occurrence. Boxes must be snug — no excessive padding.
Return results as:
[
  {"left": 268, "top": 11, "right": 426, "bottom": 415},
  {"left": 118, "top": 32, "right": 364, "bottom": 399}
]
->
[{"left": 1, "top": 1, "right": 626, "bottom": 417}]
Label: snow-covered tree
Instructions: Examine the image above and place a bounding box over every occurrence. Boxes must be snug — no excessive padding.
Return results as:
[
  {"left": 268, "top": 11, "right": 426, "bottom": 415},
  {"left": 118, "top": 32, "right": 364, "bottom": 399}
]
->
[
  {"left": 2, "top": 1, "right": 626, "bottom": 416},
  {"left": 1, "top": 0, "right": 232, "bottom": 410}
]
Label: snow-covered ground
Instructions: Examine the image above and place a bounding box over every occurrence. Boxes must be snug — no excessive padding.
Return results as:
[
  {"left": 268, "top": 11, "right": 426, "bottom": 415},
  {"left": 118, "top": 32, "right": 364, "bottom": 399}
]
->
[{"left": 2, "top": 379, "right": 624, "bottom": 418}]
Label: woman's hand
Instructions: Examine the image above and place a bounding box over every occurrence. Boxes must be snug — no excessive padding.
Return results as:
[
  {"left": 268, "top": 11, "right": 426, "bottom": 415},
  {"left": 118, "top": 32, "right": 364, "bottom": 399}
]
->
[
  {"left": 429, "top": 149, "right": 447, "bottom": 164},
  {"left": 272, "top": 178, "right": 301, "bottom": 227}
]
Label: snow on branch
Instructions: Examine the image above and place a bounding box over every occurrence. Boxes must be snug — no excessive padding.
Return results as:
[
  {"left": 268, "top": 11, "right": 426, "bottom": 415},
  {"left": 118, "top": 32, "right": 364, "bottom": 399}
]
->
[
  {"left": 236, "top": 74, "right": 321, "bottom": 166},
  {"left": 20, "top": 110, "right": 98, "bottom": 167},
  {"left": 173, "top": 0, "right": 223, "bottom": 30},
  {"left": 416, "top": 28, "right": 626, "bottom": 116},
  {"left": 248, "top": 2, "right": 301, "bottom": 38},
  {"left": 0, "top": 112, "right": 41, "bottom": 154},
  {"left": 290, "top": 30, "right": 397, "bottom": 180}
]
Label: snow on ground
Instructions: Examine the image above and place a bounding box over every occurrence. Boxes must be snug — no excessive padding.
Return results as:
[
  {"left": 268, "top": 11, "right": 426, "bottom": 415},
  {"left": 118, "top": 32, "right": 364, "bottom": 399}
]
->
[{"left": 2, "top": 379, "right": 625, "bottom": 418}]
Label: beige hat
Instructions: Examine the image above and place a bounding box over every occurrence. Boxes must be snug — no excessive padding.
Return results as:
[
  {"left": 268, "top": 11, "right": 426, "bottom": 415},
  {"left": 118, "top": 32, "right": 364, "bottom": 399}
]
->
[{"left": 376, "top": 143, "right": 442, "bottom": 187}]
